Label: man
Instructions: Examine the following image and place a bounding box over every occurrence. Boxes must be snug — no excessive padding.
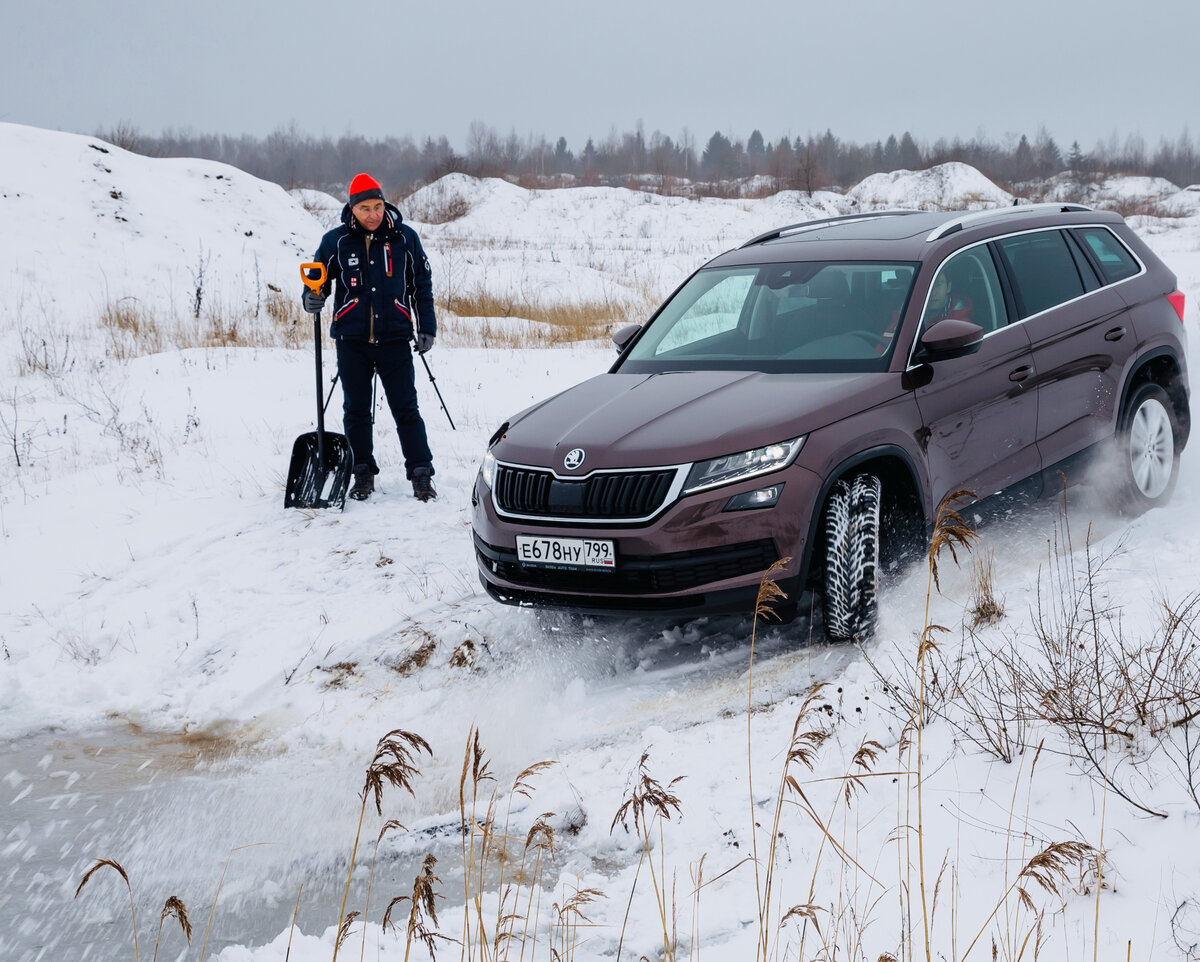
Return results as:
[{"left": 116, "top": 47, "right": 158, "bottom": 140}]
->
[
  {"left": 926, "top": 269, "right": 974, "bottom": 323},
  {"left": 302, "top": 173, "right": 437, "bottom": 502}
]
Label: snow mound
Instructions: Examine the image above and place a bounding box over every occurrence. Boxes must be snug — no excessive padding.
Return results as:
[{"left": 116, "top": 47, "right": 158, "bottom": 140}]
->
[
  {"left": 847, "top": 162, "right": 1013, "bottom": 209},
  {"left": 0, "top": 122, "right": 320, "bottom": 324}
]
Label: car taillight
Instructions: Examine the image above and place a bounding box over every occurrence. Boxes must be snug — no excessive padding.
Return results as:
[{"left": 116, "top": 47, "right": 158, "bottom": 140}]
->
[{"left": 1168, "top": 290, "right": 1186, "bottom": 322}]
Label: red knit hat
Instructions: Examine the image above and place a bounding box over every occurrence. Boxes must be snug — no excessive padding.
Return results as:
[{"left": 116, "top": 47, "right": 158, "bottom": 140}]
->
[{"left": 348, "top": 173, "right": 384, "bottom": 206}]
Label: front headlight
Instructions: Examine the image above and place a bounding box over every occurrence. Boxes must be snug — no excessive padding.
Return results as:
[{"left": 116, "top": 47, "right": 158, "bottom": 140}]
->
[
  {"left": 683, "top": 437, "right": 805, "bottom": 494},
  {"left": 481, "top": 449, "right": 496, "bottom": 488}
]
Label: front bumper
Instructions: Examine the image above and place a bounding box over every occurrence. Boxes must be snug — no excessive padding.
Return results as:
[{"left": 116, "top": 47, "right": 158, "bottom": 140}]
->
[{"left": 470, "top": 463, "right": 824, "bottom": 618}]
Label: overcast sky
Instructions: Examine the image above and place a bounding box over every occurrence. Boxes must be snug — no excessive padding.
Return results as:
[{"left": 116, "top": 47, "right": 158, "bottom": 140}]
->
[{"left": 4, "top": 0, "right": 1198, "bottom": 157}]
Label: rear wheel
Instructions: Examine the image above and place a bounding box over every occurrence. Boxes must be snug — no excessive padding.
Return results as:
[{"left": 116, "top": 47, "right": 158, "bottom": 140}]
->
[
  {"left": 822, "top": 473, "right": 881, "bottom": 642},
  {"left": 1117, "top": 382, "right": 1179, "bottom": 514}
]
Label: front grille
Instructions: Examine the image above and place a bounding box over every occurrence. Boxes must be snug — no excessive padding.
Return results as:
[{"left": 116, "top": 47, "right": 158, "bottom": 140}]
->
[
  {"left": 495, "top": 465, "right": 677, "bottom": 519},
  {"left": 475, "top": 536, "right": 779, "bottom": 595}
]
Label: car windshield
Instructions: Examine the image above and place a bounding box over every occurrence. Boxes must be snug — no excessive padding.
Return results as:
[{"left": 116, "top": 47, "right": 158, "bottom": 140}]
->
[{"left": 618, "top": 261, "right": 919, "bottom": 373}]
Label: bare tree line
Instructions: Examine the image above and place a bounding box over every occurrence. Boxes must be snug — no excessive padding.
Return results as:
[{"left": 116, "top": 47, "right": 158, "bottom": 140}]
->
[{"left": 99, "top": 120, "right": 1200, "bottom": 198}]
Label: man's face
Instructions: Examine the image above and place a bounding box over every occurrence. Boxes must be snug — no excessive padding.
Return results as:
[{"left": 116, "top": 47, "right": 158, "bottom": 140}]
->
[
  {"left": 352, "top": 198, "right": 385, "bottom": 232},
  {"left": 931, "top": 273, "right": 951, "bottom": 303}
]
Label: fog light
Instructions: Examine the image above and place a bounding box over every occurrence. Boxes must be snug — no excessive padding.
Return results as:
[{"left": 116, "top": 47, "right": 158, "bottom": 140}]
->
[{"left": 724, "top": 484, "right": 784, "bottom": 511}]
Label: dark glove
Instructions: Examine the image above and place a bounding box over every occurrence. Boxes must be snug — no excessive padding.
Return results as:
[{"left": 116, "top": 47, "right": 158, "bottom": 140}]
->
[
  {"left": 302, "top": 289, "right": 326, "bottom": 313},
  {"left": 416, "top": 331, "right": 435, "bottom": 354}
]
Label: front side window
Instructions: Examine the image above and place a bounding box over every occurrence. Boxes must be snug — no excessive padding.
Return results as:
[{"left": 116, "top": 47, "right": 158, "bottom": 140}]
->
[
  {"left": 1073, "top": 226, "right": 1141, "bottom": 283},
  {"left": 920, "top": 246, "right": 1009, "bottom": 335},
  {"left": 995, "top": 230, "right": 1086, "bottom": 318},
  {"left": 620, "top": 261, "right": 919, "bottom": 373}
]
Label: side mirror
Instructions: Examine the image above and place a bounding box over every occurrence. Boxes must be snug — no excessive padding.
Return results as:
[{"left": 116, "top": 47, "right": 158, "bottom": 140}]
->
[
  {"left": 612, "top": 323, "right": 641, "bottom": 353},
  {"left": 918, "top": 318, "right": 985, "bottom": 359}
]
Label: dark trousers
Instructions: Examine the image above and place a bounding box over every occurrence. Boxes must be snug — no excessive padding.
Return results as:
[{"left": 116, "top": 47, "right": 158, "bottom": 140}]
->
[{"left": 336, "top": 338, "right": 433, "bottom": 479}]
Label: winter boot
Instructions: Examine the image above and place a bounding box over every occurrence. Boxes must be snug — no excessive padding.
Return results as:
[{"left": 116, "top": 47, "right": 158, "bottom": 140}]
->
[
  {"left": 411, "top": 466, "right": 436, "bottom": 502},
  {"left": 349, "top": 466, "right": 375, "bottom": 501}
]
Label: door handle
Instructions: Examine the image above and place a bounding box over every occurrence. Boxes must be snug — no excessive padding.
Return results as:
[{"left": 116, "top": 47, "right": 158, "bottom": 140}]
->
[
  {"left": 1104, "top": 326, "right": 1127, "bottom": 341},
  {"left": 1008, "top": 365, "right": 1033, "bottom": 382}
]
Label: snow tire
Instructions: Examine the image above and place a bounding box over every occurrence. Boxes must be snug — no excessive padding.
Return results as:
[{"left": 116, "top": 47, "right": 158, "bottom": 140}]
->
[
  {"left": 822, "top": 473, "right": 882, "bottom": 642},
  {"left": 1116, "top": 382, "right": 1179, "bottom": 515}
]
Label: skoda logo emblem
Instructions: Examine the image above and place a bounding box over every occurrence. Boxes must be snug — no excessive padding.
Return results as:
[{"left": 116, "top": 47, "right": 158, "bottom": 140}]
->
[{"left": 563, "top": 448, "right": 586, "bottom": 470}]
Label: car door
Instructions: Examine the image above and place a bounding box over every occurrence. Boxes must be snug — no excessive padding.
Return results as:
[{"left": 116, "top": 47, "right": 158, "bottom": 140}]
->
[
  {"left": 910, "top": 246, "right": 1042, "bottom": 503},
  {"left": 993, "top": 228, "right": 1137, "bottom": 472}
]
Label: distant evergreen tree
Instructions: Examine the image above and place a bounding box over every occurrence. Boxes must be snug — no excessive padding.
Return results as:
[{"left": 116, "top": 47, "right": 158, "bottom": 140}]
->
[
  {"left": 881, "top": 134, "right": 900, "bottom": 171},
  {"left": 1013, "top": 134, "right": 1034, "bottom": 181},
  {"left": 701, "top": 131, "right": 739, "bottom": 179},
  {"left": 1066, "top": 141, "right": 1086, "bottom": 172},
  {"left": 747, "top": 129, "right": 766, "bottom": 174},
  {"left": 1035, "top": 129, "right": 1063, "bottom": 176},
  {"left": 898, "top": 131, "right": 922, "bottom": 170},
  {"left": 768, "top": 136, "right": 794, "bottom": 181},
  {"left": 553, "top": 136, "right": 573, "bottom": 173}
]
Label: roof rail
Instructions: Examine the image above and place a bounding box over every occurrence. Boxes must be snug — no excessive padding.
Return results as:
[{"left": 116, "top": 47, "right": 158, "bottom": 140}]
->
[
  {"left": 925, "top": 202, "right": 1093, "bottom": 242},
  {"left": 740, "top": 210, "right": 923, "bottom": 248}
]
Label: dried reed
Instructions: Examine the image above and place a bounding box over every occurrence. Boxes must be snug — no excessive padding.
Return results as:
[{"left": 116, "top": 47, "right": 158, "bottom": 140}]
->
[
  {"left": 75, "top": 858, "right": 140, "bottom": 962},
  {"left": 611, "top": 751, "right": 683, "bottom": 961},
  {"left": 151, "top": 895, "right": 192, "bottom": 962},
  {"left": 332, "top": 729, "right": 432, "bottom": 962}
]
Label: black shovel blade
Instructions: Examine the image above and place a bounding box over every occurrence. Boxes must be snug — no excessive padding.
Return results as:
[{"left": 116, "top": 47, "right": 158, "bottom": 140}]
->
[{"left": 284, "top": 432, "right": 353, "bottom": 510}]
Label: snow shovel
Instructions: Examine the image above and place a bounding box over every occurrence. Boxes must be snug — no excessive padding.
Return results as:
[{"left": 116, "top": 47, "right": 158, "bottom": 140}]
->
[{"left": 284, "top": 262, "right": 352, "bottom": 509}]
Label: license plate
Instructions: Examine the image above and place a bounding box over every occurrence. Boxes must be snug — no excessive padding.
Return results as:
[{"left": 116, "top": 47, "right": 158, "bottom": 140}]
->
[{"left": 516, "top": 535, "right": 615, "bottom": 570}]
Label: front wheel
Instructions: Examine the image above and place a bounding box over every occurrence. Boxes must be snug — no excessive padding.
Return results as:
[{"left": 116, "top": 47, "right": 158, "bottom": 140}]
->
[
  {"left": 822, "top": 473, "right": 881, "bottom": 642},
  {"left": 1117, "top": 382, "right": 1180, "bottom": 514}
]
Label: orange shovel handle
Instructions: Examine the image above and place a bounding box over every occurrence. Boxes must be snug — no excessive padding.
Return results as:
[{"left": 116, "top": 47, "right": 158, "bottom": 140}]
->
[{"left": 300, "top": 261, "right": 327, "bottom": 293}]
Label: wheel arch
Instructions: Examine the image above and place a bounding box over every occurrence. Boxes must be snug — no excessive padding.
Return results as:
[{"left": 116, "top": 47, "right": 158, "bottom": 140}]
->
[
  {"left": 800, "top": 445, "right": 927, "bottom": 589},
  {"left": 1119, "top": 347, "right": 1190, "bottom": 444}
]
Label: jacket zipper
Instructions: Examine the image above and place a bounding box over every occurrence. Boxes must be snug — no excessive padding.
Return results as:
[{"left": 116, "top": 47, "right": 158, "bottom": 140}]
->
[
  {"left": 394, "top": 299, "right": 411, "bottom": 320},
  {"left": 365, "top": 234, "right": 375, "bottom": 343},
  {"left": 335, "top": 298, "right": 359, "bottom": 320}
]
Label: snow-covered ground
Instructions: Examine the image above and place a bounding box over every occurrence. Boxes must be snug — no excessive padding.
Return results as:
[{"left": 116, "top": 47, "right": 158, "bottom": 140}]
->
[{"left": 3, "top": 121, "right": 1200, "bottom": 961}]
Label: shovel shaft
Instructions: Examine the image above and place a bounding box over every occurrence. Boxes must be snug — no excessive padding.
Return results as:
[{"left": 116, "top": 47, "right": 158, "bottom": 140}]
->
[{"left": 313, "top": 310, "right": 327, "bottom": 468}]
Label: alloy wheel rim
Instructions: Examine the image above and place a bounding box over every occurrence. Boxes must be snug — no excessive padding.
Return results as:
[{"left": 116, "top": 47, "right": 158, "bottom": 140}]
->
[{"left": 1128, "top": 398, "right": 1173, "bottom": 499}]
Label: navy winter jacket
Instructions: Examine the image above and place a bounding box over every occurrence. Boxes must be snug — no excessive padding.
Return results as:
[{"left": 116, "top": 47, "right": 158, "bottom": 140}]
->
[{"left": 309, "top": 202, "right": 437, "bottom": 343}]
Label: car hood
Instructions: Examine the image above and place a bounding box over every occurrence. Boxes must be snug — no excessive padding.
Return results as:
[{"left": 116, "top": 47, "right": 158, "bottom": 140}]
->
[{"left": 494, "top": 370, "right": 902, "bottom": 471}]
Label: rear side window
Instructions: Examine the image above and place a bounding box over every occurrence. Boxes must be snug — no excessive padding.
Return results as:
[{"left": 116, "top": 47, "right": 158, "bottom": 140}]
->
[
  {"left": 1073, "top": 226, "right": 1141, "bottom": 283},
  {"left": 995, "top": 231, "right": 1085, "bottom": 318}
]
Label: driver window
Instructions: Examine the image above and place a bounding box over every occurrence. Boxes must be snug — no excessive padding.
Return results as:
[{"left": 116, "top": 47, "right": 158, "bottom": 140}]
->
[{"left": 920, "top": 248, "right": 1008, "bottom": 336}]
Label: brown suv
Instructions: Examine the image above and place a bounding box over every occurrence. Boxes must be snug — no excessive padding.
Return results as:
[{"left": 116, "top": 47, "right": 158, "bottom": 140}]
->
[{"left": 471, "top": 205, "right": 1190, "bottom": 639}]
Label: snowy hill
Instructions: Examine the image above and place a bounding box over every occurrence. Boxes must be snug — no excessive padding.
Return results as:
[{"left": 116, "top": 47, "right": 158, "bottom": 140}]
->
[
  {"left": 0, "top": 123, "right": 316, "bottom": 327},
  {"left": 3, "top": 121, "right": 1200, "bottom": 962}
]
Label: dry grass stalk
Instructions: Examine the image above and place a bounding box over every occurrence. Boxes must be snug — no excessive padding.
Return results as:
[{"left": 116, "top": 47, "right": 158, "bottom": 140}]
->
[
  {"left": 332, "top": 730, "right": 432, "bottom": 962},
  {"left": 744, "top": 558, "right": 791, "bottom": 961},
  {"left": 75, "top": 857, "right": 140, "bottom": 962},
  {"left": 337, "top": 911, "right": 361, "bottom": 949},
  {"left": 611, "top": 752, "right": 684, "bottom": 962},
  {"left": 961, "top": 841, "right": 1099, "bottom": 960},
  {"left": 458, "top": 725, "right": 496, "bottom": 960},
  {"left": 200, "top": 842, "right": 274, "bottom": 961},
  {"left": 382, "top": 853, "right": 452, "bottom": 962},
  {"left": 360, "top": 819, "right": 407, "bottom": 961},
  {"left": 966, "top": 550, "right": 1005, "bottom": 630},
  {"left": 550, "top": 885, "right": 605, "bottom": 962},
  {"left": 915, "top": 491, "right": 978, "bottom": 962},
  {"left": 151, "top": 895, "right": 192, "bottom": 962},
  {"left": 453, "top": 728, "right": 560, "bottom": 961},
  {"left": 286, "top": 884, "right": 303, "bottom": 961},
  {"left": 491, "top": 762, "right": 556, "bottom": 957}
]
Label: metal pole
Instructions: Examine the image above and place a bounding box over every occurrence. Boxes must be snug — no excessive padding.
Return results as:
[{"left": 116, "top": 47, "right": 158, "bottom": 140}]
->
[{"left": 418, "top": 352, "right": 456, "bottom": 430}]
